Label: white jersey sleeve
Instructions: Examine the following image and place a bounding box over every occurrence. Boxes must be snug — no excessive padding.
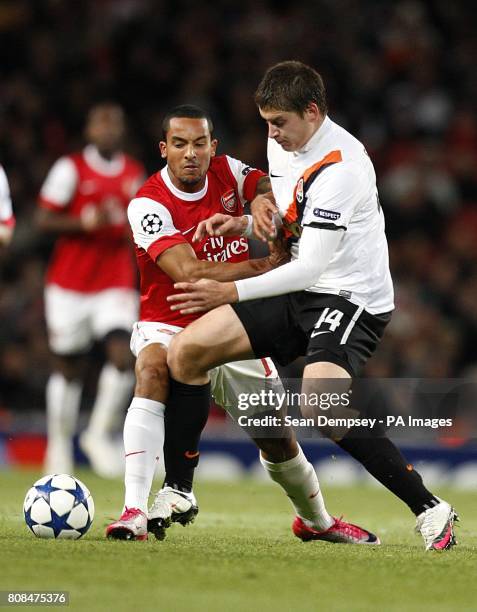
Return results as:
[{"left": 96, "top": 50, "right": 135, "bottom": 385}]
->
[
  {"left": 128, "top": 197, "right": 181, "bottom": 251},
  {"left": 235, "top": 225, "right": 343, "bottom": 301},
  {"left": 224, "top": 155, "right": 263, "bottom": 202},
  {"left": 301, "top": 161, "right": 363, "bottom": 230},
  {"left": 0, "top": 165, "right": 13, "bottom": 223},
  {"left": 39, "top": 157, "right": 78, "bottom": 207}
]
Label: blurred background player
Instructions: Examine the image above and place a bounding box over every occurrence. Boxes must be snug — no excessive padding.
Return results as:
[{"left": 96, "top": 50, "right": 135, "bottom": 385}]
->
[
  {"left": 36, "top": 103, "right": 145, "bottom": 477},
  {"left": 0, "top": 165, "right": 15, "bottom": 248}
]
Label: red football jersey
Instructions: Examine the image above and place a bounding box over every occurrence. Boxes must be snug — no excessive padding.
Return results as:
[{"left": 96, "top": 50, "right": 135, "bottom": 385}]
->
[
  {"left": 39, "top": 145, "right": 145, "bottom": 292},
  {"left": 128, "top": 154, "right": 265, "bottom": 326}
]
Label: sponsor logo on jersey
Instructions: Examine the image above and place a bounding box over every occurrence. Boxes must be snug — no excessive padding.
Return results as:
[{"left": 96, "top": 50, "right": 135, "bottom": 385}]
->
[
  {"left": 202, "top": 236, "right": 249, "bottom": 261},
  {"left": 221, "top": 189, "right": 238, "bottom": 213},
  {"left": 141, "top": 213, "right": 163, "bottom": 235},
  {"left": 313, "top": 208, "right": 341, "bottom": 221},
  {"left": 296, "top": 178, "right": 304, "bottom": 203},
  {"left": 241, "top": 166, "right": 252, "bottom": 176}
]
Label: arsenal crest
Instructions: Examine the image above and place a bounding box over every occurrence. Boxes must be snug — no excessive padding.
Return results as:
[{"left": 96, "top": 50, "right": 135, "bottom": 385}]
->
[{"left": 221, "top": 189, "right": 238, "bottom": 213}]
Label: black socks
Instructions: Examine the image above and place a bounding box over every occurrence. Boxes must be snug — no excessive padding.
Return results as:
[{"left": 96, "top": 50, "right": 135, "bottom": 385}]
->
[
  {"left": 336, "top": 426, "right": 439, "bottom": 516},
  {"left": 163, "top": 378, "right": 211, "bottom": 493}
]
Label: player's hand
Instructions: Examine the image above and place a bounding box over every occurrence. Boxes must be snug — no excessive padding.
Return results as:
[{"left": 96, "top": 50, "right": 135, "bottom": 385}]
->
[
  {"left": 193, "top": 214, "right": 247, "bottom": 242},
  {"left": 267, "top": 232, "right": 290, "bottom": 268},
  {"left": 167, "top": 278, "right": 238, "bottom": 314},
  {"left": 250, "top": 192, "right": 278, "bottom": 242}
]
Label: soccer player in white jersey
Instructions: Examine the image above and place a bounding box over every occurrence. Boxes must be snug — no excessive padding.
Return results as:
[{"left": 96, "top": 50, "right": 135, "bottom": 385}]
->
[
  {"left": 0, "top": 165, "right": 15, "bottom": 247},
  {"left": 37, "top": 103, "right": 145, "bottom": 478},
  {"left": 106, "top": 104, "right": 379, "bottom": 544},
  {"left": 167, "top": 63, "right": 458, "bottom": 551}
]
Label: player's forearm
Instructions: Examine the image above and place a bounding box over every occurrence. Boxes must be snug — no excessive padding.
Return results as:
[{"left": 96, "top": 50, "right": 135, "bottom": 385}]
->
[{"left": 185, "top": 256, "right": 275, "bottom": 283}]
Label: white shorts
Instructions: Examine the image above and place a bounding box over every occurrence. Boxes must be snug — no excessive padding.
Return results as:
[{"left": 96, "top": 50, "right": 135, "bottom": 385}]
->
[
  {"left": 130, "top": 321, "right": 284, "bottom": 419},
  {"left": 45, "top": 285, "right": 139, "bottom": 355}
]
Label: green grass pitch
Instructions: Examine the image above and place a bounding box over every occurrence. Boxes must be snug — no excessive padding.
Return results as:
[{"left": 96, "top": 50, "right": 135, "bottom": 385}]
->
[{"left": 0, "top": 468, "right": 476, "bottom": 612}]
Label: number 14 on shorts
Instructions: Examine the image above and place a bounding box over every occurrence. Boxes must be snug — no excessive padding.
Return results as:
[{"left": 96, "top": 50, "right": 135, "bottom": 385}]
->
[{"left": 311, "top": 308, "right": 344, "bottom": 337}]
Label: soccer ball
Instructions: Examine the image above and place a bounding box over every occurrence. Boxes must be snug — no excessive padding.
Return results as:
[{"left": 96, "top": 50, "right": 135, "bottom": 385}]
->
[{"left": 23, "top": 474, "right": 94, "bottom": 539}]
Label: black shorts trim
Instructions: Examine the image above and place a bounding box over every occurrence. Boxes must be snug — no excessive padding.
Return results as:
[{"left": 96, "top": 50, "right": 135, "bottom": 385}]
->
[{"left": 305, "top": 348, "right": 355, "bottom": 376}]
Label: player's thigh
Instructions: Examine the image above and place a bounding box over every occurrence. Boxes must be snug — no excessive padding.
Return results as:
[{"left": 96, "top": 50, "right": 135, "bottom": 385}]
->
[
  {"left": 91, "top": 288, "right": 139, "bottom": 341},
  {"left": 168, "top": 304, "right": 255, "bottom": 373},
  {"left": 44, "top": 284, "right": 93, "bottom": 354},
  {"left": 131, "top": 322, "right": 183, "bottom": 402}
]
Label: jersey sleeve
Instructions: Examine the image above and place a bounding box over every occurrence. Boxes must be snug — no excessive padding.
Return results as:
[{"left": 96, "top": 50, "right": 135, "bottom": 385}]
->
[
  {"left": 39, "top": 157, "right": 78, "bottom": 209},
  {"left": 301, "top": 162, "right": 361, "bottom": 231},
  {"left": 0, "top": 166, "right": 14, "bottom": 225},
  {"left": 225, "top": 155, "right": 266, "bottom": 202},
  {"left": 128, "top": 196, "right": 187, "bottom": 261}
]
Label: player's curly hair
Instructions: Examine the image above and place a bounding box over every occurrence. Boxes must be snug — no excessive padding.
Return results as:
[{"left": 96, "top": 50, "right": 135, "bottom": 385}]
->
[
  {"left": 254, "top": 61, "right": 327, "bottom": 116},
  {"left": 162, "top": 105, "right": 214, "bottom": 139}
]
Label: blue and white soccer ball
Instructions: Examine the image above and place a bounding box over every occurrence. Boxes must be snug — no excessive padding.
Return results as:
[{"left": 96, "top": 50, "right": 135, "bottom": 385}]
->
[{"left": 23, "top": 474, "right": 94, "bottom": 539}]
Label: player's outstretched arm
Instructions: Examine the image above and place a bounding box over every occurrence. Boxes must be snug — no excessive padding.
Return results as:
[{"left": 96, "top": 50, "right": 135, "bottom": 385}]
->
[
  {"left": 168, "top": 226, "right": 343, "bottom": 314},
  {"left": 168, "top": 278, "right": 238, "bottom": 315},
  {"left": 157, "top": 241, "right": 285, "bottom": 284}
]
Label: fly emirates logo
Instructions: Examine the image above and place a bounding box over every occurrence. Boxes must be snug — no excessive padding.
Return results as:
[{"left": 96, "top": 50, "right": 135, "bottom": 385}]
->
[{"left": 202, "top": 236, "right": 249, "bottom": 262}]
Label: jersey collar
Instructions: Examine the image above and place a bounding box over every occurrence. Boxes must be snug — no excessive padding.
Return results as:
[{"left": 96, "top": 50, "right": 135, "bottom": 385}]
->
[
  {"left": 161, "top": 166, "right": 208, "bottom": 201},
  {"left": 294, "top": 115, "right": 332, "bottom": 156},
  {"left": 83, "top": 145, "right": 125, "bottom": 176}
]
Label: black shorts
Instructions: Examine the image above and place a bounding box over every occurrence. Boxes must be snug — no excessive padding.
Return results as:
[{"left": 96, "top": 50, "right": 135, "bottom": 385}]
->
[{"left": 232, "top": 292, "right": 392, "bottom": 377}]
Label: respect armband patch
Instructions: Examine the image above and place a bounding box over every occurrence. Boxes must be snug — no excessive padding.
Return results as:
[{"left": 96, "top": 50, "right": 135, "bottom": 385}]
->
[{"left": 313, "top": 208, "right": 341, "bottom": 221}]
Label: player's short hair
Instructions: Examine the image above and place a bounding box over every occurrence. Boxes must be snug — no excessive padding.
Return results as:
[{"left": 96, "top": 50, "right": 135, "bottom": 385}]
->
[
  {"left": 162, "top": 105, "right": 214, "bottom": 139},
  {"left": 254, "top": 61, "right": 327, "bottom": 116}
]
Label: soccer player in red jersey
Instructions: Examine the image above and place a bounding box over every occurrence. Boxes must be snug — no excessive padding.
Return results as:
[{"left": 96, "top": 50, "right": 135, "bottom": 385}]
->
[
  {"left": 106, "top": 105, "right": 379, "bottom": 545},
  {"left": 37, "top": 103, "right": 145, "bottom": 477},
  {"left": 0, "top": 165, "right": 15, "bottom": 247}
]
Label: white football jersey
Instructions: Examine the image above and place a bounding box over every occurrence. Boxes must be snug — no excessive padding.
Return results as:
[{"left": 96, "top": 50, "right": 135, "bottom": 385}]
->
[{"left": 268, "top": 116, "right": 394, "bottom": 314}]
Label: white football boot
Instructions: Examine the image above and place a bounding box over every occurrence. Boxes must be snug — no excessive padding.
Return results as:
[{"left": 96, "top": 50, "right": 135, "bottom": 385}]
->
[
  {"left": 148, "top": 487, "right": 198, "bottom": 540},
  {"left": 415, "top": 499, "right": 458, "bottom": 551}
]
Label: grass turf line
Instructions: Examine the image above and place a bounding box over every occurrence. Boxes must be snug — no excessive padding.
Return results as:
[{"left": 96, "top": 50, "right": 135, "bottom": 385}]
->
[{"left": 0, "top": 468, "right": 476, "bottom": 612}]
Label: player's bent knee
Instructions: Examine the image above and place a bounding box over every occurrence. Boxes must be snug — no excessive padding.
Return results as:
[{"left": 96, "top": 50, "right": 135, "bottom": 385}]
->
[
  {"left": 167, "top": 334, "right": 205, "bottom": 380},
  {"left": 135, "top": 362, "right": 169, "bottom": 399}
]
